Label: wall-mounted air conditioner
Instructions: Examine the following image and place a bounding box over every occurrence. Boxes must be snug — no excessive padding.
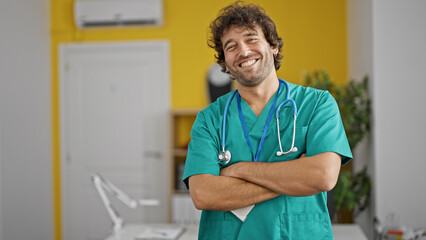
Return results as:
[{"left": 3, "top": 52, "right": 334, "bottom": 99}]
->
[{"left": 74, "top": 0, "right": 163, "bottom": 28}]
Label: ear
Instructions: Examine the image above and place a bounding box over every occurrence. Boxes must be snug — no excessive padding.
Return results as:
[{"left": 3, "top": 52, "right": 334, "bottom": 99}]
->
[
  {"left": 224, "top": 66, "right": 230, "bottom": 73},
  {"left": 271, "top": 45, "right": 278, "bottom": 55}
]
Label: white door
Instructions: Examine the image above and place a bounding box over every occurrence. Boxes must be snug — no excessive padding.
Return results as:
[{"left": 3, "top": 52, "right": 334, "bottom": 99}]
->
[{"left": 60, "top": 41, "right": 170, "bottom": 240}]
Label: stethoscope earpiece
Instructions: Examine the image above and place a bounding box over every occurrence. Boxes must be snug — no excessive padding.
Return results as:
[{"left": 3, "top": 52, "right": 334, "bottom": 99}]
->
[{"left": 276, "top": 147, "right": 298, "bottom": 156}]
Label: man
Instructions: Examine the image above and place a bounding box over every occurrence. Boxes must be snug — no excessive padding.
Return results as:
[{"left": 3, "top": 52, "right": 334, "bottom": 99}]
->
[{"left": 183, "top": 2, "right": 352, "bottom": 239}]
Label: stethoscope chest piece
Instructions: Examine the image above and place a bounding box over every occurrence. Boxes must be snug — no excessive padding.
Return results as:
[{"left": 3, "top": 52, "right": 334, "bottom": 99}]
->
[{"left": 218, "top": 150, "right": 231, "bottom": 165}]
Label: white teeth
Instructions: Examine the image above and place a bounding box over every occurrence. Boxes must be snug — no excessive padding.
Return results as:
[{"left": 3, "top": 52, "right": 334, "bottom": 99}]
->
[{"left": 240, "top": 59, "right": 256, "bottom": 67}]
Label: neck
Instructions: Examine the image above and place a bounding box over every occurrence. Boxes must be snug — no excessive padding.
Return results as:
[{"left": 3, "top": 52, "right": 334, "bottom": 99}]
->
[{"left": 237, "top": 75, "right": 279, "bottom": 117}]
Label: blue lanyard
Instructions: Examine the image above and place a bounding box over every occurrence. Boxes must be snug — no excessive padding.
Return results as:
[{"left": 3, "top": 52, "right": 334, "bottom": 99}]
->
[{"left": 236, "top": 81, "right": 283, "bottom": 162}]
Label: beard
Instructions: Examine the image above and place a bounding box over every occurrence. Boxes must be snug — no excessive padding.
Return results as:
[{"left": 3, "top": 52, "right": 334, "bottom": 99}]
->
[
  {"left": 232, "top": 65, "right": 265, "bottom": 87},
  {"left": 226, "top": 51, "right": 275, "bottom": 87}
]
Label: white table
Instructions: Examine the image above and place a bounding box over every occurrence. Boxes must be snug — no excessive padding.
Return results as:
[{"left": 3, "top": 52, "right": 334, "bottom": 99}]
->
[
  {"left": 105, "top": 224, "right": 198, "bottom": 240},
  {"left": 106, "top": 223, "right": 366, "bottom": 240},
  {"left": 333, "top": 224, "right": 367, "bottom": 240}
]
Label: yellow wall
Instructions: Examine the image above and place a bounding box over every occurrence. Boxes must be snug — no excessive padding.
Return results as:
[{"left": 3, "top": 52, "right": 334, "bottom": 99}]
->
[{"left": 51, "top": 0, "right": 347, "bottom": 239}]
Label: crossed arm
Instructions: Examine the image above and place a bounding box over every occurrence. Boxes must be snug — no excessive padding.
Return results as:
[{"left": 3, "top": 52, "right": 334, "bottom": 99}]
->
[{"left": 188, "top": 152, "right": 341, "bottom": 211}]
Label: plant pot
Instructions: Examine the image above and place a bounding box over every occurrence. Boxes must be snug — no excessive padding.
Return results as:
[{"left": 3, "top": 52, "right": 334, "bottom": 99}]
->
[{"left": 336, "top": 208, "right": 354, "bottom": 224}]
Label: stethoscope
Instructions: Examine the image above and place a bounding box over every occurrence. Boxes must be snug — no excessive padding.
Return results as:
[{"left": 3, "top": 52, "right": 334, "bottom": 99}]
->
[{"left": 218, "top": 79, "right": 298, "bottom": 165}]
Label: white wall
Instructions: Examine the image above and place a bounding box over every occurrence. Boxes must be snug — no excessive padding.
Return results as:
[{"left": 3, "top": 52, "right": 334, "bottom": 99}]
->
[
  {"left": 347, "top": 0, "right": 373, "bottom": 85},
  {"left": 372, "top": 0, "right": 426, "bottom": 229},
  {"left": 348, "top": 0, "right": 426, "bottom": 237},
  {"left": 346, "top": 0, "right": 374, "bottom": 238},
  {"left": 0, "top": 0, "right": 53, "bottom": 239},
  {"left": 0, "top": 122, "right": 3, "bottom": 240}
]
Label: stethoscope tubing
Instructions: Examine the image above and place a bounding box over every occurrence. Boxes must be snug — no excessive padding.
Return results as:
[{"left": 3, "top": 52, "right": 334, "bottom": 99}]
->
[{"left": 221, "top": 90, "right": 238, "bottom": 153}]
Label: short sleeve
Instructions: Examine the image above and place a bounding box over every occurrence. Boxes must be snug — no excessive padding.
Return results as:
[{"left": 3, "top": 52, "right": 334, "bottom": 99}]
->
[
  {"left": 182, "top": 111, "right": 221, "bottom": 189},
  {"left": 306, "top": 91, "right": 353, "bottom": 165}
]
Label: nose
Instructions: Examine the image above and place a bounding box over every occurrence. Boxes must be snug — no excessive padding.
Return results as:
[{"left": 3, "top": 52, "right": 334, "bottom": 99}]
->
[{"left": 239, "top": 43, "right": 251, "bottom": 57}]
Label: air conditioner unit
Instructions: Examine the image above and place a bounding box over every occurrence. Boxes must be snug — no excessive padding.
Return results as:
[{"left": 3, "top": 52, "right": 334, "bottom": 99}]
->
[{"left": 74, "top": 0, "right": 163, "bottom": 28}]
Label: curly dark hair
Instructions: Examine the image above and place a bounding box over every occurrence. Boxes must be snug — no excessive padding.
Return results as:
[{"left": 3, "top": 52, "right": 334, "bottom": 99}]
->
[{"left": 208, "top": 1, "right": 284, "bottom": 72}]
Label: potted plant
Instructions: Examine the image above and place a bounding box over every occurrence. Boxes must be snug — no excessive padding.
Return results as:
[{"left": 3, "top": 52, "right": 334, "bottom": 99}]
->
[{"left": 304, "top": 70, "right": 372, "bottom": 223}]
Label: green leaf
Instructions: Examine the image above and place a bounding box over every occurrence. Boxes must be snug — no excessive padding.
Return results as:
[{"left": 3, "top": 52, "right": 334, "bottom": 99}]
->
[{"left": 304, "top": 70, "right": 372, "bottom": 217}]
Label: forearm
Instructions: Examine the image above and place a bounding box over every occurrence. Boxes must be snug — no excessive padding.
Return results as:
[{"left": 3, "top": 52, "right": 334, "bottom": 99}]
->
[
  {"left": 222, "top": 152, "right": 341, "bottom": 196},
  {"left": 188, "top": 174, "right": 279, "bottom": 211}
]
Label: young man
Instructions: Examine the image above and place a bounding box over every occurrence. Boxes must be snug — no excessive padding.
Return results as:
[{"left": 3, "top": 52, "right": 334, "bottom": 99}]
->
[{"left": 183, "top": 2, "right": 352, "bottom": 239}]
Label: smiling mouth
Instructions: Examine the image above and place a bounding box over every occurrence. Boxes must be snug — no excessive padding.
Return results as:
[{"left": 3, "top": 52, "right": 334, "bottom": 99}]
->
[{"left": 239, "top": 59, "right": 258, "bottom": 68}]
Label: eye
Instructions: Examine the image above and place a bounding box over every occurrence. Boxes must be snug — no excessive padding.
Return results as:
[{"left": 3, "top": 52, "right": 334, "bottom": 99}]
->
[
  {"left": 248, "top": 37, "right": 258, "bottom": 43},
  {"left": 225, "top": 44, "right": 236, "bottom": 52}
]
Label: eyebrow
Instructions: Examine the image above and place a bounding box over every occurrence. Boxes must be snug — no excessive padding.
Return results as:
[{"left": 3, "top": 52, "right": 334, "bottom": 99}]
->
[{"left": 223, "top": 31, "right": 259, "bottom": 50}]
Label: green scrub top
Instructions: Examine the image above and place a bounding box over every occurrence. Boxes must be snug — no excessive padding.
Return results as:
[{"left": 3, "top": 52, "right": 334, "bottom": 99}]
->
[{"left": 183, "top": 81, "right": 352, "bottom": 240}]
